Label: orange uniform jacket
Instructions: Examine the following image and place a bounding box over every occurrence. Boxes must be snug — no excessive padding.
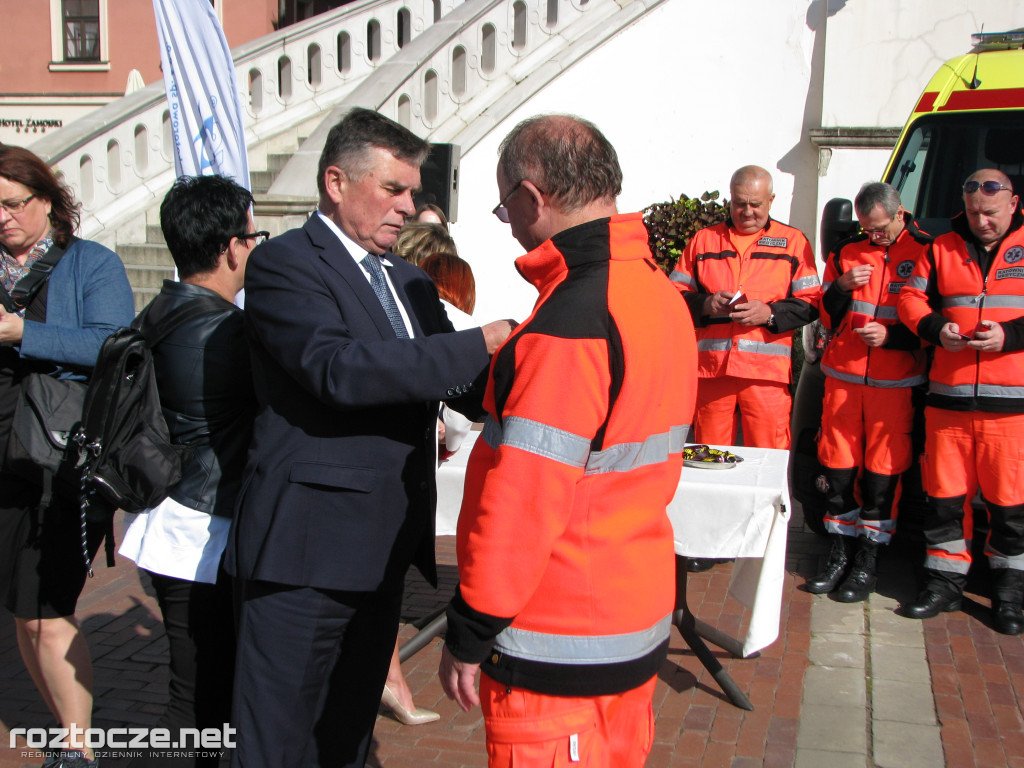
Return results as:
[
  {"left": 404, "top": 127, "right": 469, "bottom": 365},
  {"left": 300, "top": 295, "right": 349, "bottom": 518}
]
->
[
  {"left": 670, "top": 219, "right": 820, "bottom": 384},
  {"left": 898, "top": 209, "right": 1024, "bottom": 413},
  {"left": 820, "top": 217, "right": 931, "bottom": 388},
  {"left": 445, "top": 214, "right": 698, "bottom": 696}
]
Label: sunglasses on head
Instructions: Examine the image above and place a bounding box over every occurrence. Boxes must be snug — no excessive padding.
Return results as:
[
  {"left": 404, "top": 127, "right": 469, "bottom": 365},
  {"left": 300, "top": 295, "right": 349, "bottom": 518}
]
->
[{"left": 963, "top": 180, "right": 1014, "bottom": 195}]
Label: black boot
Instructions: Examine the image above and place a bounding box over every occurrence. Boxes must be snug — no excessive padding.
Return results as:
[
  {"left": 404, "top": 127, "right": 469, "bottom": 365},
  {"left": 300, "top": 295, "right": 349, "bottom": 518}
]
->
[
  {"left": 805, "top": 534, "right": 853, "bottom": 594},
  {"left": 835, "top": 538, "right": 880, "bottom": 603},
  {"left": 992, "top": 568, "right": 1024, "bottom": 636},
  {"left": 903, "top": 586, "right": 963, "bottom": 619}
]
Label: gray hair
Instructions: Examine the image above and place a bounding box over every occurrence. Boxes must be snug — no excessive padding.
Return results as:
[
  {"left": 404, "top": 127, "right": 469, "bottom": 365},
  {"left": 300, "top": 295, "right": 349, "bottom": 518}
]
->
[
  {"left": 317, "top": 108, "right": 429, "bottom": 197},
  {"left": 498, "top": 114, "right": 622, "bottom": 212},
  {"left": 855, "top": 182, "right": 901, "bottom": 218}
]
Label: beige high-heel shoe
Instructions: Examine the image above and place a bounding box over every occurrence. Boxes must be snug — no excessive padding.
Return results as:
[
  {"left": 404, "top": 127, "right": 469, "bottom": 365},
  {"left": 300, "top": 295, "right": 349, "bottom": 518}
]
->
[{"left": 381, "top": 684, "right": 441, "bottom": 725}]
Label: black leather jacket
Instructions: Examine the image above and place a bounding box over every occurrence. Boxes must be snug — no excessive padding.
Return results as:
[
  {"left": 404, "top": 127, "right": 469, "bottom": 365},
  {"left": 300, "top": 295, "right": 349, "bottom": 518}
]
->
[{"left": 136, "top": 280, "right": 255, "bottom": 517}]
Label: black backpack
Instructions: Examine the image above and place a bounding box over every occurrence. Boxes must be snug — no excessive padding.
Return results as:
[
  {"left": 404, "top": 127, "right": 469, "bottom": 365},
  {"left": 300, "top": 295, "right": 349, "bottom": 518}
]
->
[{"left": 71, "top": 296, "right": 225, "bottom": 572}]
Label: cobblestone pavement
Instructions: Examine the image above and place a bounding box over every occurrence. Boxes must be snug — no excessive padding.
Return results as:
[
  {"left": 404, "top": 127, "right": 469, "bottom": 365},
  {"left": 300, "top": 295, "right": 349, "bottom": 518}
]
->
[{"left": 2, "top": 506, "right": 1023, "bottom": 767}]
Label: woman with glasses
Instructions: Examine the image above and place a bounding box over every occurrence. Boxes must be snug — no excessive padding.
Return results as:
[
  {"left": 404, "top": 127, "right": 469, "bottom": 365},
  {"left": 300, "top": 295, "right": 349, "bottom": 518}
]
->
[{"left": 0, "top": 144, "right": 135, "bottom": 768}]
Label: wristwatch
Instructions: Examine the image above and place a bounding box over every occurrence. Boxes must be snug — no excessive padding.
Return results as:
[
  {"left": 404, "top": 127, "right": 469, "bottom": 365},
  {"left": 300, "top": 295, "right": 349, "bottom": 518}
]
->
[{"left": 766, "top": 312, "right": 778, "bottom": 333}]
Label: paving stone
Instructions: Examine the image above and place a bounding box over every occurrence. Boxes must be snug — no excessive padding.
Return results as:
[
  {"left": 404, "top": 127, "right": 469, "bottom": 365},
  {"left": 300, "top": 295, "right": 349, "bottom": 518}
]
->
[
  {"left": 795, "top": 703, "right": 868, "bottom": 753},
  {"left": 871, "top": 679, "right": 938, "bottom": 725},
  {"left": 870, "top": 643, "right": 931, "bottom": 684},
  {"left": 810, "top": 598, "right": 866, "bottom": 635},
  {"left": 794, "top": 748, "right": 868, "bottom": 768},
  {"left": 872, "top": 721, "right": 944, "bottom": 768},
  {"left": 802, "top": 665, "right": 867, "bottom": 707},
  {"left": 808, "top": 631, "right": 865, "bottom": 668}
]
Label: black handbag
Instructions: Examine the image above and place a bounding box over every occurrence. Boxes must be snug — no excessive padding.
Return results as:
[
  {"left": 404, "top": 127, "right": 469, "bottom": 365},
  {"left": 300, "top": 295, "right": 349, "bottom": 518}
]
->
[{"left": 6, "top": 372, "right": 87, "bottom": 489}]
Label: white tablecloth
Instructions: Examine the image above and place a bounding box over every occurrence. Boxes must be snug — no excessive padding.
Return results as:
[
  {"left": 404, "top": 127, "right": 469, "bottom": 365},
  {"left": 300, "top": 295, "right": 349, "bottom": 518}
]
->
[{"left": 436, "top": 432, "right": 790, "bottom": 657}]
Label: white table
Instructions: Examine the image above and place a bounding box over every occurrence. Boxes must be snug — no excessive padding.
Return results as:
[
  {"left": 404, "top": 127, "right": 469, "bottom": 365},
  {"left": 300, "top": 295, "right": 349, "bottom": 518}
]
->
[{"left": 436, "top": 433, "right": 790, "bottom": 658}]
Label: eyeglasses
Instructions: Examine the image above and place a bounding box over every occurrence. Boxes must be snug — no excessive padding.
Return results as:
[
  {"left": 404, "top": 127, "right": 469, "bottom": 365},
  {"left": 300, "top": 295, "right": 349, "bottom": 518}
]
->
[
  {"left": 963, "top": 180, "right": 1014, "bottom": 195},
  {"left": 492, "top": 181, "right": 546, "bottom": 224},
  {"left": 0, "top": 194, "right": 36, "bottom": 214},
  {"left": 236, "top": 230, "right": 270, "bottom": 246}
]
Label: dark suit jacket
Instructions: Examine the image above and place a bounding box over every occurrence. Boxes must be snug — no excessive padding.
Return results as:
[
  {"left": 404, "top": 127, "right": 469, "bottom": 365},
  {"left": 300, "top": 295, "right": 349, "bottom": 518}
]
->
[{"left": 225, "top": 213, "right": 489, "bottom": 592}]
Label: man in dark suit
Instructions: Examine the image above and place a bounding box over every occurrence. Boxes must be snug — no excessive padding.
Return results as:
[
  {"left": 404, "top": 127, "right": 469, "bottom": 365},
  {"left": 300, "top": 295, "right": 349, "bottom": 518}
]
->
[{"left": 226, "top": 108, "right": 512, "bottom": 768}]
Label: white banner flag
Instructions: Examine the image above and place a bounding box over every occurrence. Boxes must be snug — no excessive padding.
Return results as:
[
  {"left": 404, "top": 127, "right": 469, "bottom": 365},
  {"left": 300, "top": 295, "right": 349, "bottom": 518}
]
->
[{"left": 153, "top": 0, "right": 251, "bottom": 189}]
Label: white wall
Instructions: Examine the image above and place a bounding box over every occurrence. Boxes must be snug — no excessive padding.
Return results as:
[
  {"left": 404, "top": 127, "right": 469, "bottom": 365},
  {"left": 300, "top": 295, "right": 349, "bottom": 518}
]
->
[{"left": 452, "top": 0, "right": 1024, "bottom": 325}]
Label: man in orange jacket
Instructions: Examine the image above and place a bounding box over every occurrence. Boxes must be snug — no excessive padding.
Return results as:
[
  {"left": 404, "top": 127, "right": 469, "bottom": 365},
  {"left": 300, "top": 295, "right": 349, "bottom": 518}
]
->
[
  {"left": 438, "top": 115, "right": 697, "bottom": 767},
  {"left": 898, "top": 169, "right": 1024, "bottom": 635},
  {"left": 670, "top": 166, "right": 820, "bottom": 451},
  {"left": 805, "top": 182, "right": 930, "bottom": 602}
]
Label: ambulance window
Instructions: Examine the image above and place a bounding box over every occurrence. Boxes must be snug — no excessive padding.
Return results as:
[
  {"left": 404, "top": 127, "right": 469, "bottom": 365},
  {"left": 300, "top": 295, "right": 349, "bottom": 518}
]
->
[{"left": 886, "top": 111, "right": 1024, "bottom": 236}]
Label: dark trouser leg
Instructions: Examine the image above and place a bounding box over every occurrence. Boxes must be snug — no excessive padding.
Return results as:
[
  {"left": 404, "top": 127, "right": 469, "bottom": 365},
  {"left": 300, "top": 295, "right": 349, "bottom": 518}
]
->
[
  {"left": 835, "top": 472, "right": 902, "bottom": 603},
  {"left": 805, "top": 468, "right": 857, "bottom": 594},
  {"left": 231, "top": 580, "right": 400, "bottom": 768},
  {"left": 985, "top": 499, "right": 1024, "bottom": 635},
  {"left": 133, "top": 569, "right": 235, "bottom": 768},
  {"left": 921, "top": 495, "right": 971, "bottom": 599}
]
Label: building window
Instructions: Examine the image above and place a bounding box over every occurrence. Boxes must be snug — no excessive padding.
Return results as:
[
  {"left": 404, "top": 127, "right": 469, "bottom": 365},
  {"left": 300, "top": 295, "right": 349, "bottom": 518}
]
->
[{"left": 63, "top": 0, "right": 101, "bottom": 61}]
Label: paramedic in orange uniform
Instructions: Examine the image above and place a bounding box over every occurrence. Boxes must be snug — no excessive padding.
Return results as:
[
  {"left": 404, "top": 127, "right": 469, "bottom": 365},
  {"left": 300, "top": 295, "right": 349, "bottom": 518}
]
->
[
  {"left": 805, "top": 182, "right": 930, "bottom": 602},
  {"left": 438, "top": 114, "right": 697, "bottom": 767},
  {"left": 898, "top": 169, "right": 1024, "bottom": 636},
  {"left": 670, "top": 165, "right": 820, "bottom": 450}
]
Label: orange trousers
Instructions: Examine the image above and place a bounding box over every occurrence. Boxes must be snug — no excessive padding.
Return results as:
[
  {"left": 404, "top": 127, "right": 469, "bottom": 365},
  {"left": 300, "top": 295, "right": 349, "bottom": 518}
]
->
[
  {"left": 480, "top": 675, "right": 656, "bottom": 768},
  {"left": 817, "top": 379, "right": 913, "bottom": 475},
  {"left": 921, "top": 407, "right": 1024, "bottom": 575},
  {"left": 695, "top": 375, "right": 791, "bottom": 449}
]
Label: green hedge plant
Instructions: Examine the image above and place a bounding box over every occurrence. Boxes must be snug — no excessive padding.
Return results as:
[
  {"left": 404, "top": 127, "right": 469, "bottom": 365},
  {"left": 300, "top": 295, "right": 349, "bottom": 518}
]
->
[{"left": 643, "top": 191, "right": 729, "bottom": 274}]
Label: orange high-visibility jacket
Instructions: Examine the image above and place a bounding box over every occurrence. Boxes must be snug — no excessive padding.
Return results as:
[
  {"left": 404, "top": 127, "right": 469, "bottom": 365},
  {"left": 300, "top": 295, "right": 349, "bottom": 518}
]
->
[
  {"left": 898, "top": 209, "right": 1024, "bottom": 413},
  {"left": 445, "top": 214, "right": 698, "bottom": 697},
  {"left": 820, "top": 217, "right": 931, "bottom": 388},
  {"left": 670, "top": 219, "right": 820, "bottom": 384}
]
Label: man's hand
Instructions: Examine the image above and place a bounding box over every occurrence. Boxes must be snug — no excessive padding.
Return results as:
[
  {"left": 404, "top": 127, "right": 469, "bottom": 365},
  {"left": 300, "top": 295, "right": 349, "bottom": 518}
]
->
[
  {"left": 439, "top": 645, "right": 481, "bottom": 712},
  {"left": 0, "top": 304, "right": 25, "bottom": 344},
  {"left": 703, "top": 291, "right": 736, "bottom": 318},
  {"left": 481, "top": 319, "right": 516, "bottom": 354},
  {"left": 939, "top": 322, "right": 971, "bottom": 351},
  {"left": 968, "top": 319, "right": 1005, "bottom": 353},
  {"left": 731, "top": 298, "right": 772, "bottom": 327},
  {"left": 853, "top": 321, "right": 888, "bottom": 348},
  {"left": 837, "top": 264, "right": 874, "bottom": 292}
]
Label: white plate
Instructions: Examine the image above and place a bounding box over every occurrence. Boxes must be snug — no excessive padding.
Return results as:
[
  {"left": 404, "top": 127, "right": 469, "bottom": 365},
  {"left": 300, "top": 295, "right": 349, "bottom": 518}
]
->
[{"left": 684, "top": 459, "right": 737, "bottom": 470}]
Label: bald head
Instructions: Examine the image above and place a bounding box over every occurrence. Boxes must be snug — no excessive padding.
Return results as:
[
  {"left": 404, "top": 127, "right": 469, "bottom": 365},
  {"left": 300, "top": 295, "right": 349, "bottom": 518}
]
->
[
  {"left": 963, "top": 168, "right": 1020, "bottom": 249},
  {"left": 497, "top": 114, "right": 622, "bottom": 213},
  {"left": 729, "top": 165, "right": 775, "bottom": 234}
]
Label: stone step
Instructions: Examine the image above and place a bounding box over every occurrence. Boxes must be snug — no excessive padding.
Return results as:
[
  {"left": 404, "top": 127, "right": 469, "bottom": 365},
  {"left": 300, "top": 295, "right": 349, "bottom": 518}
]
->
[
  {"left": 132, "top": 287, "right": 160, "bottom": 314},
  {"left": 146, "top": 225, "right": 165, "bottom": 245},
  {"left": 125, "top": 264, "right": 175, "bottom": 290},
  {"left": 119, "top": 243, "right": 173, "bottom": 267},
  {"left": 251, "top": 169, "right": 275, "bottom": 194}
]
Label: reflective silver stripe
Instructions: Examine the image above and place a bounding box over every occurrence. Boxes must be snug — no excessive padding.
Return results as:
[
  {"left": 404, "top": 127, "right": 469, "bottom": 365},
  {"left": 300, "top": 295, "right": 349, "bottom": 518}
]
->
[
  {"left": 850, "top": 300, "right": 877, "bottom": 316},
  {"left": 985, "top": 543, "right": 1024, "bottom": 568},
  {"left": 929, "top": 382, "right": 974, "bottom": 397},
  {"left": 925, "top": 555, "right": 970, "bottom": 575},
  {"left": 978, "top": 384, "right": 1024, "bottom": 398},
  {"left": 942, "top": 295, "right": 981, "bottom": 308},
  {"left": 875, "top": 306, "right": 899, "bottom": 320},
  {"left": 820, "top": 365, "right": 925, "bottom": 388},
  {"left": 498, "top": 416, "right": 591, "bottom": 468},
  {"left": 736, "top": 339, "right": 791, "bottom": 357},
  {"left": 932, "top": 540, "right": 969, "bottom": 555},
  {"left": 906, "top": 275, "right": 928, "bottom": 291},
  {"left": 980, "top": 295, "right": 1024, "bottom": 309},
  {"left": 670, "top": 272, "right": 695, "bottom": 287},
  {"left": 697, "top": 338, "right": 732, "bottom": 352},
  {"left": 494, "top": 614, "right": 672, "bottom": 665},
  {"left": 585, "top": 425, "right": 687, "bottom": 475},
  {"left": 792, "top": 275, "right": 820, "bottom": 292}
]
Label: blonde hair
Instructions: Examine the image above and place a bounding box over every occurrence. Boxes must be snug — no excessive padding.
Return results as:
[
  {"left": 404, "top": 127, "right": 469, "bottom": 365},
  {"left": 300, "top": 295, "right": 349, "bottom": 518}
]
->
[{"left": 392, "top": 222, "right": 457, "bottom": 266}]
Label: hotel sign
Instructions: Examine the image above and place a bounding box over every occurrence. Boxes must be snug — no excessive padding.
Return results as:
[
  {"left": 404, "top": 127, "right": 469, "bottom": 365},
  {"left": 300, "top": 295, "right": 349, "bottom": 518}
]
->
[{"left": 0, "top": 117, "right": 65, "bottom": 133}]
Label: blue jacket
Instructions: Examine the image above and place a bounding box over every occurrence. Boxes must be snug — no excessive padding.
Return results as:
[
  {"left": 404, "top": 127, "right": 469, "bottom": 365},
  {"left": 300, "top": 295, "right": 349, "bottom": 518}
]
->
[{"left": 19, "top": 238, "right": 135, "bottom": 374}]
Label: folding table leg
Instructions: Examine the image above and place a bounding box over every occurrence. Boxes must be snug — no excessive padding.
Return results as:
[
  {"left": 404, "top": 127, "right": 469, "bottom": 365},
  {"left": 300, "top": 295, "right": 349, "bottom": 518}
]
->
[{"left": 673, "top": 555, "right": 755, "bottom": 710}]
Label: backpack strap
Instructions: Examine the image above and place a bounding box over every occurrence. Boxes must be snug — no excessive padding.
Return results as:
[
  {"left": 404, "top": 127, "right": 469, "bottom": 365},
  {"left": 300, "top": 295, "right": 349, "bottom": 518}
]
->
[{"left": 0, "top": 236, "right": 77, "bottom": 312}]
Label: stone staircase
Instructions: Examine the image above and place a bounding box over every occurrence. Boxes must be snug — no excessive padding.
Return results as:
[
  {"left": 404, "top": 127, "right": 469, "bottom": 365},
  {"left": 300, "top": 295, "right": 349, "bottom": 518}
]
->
[{"left": 118, "top": 127, "right": 317, "bottom": 312}]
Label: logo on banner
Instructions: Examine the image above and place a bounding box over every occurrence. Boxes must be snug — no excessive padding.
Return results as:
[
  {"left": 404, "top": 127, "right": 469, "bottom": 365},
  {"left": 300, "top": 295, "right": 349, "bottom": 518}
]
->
[
  {"left": 193, "top": 105, "right": 225, "bottom": 174},
  {"left": 1004, "top": 246, "right": 1024, "bottom": 264},
  {"left": 896, "top": 260, "right": 915, "bottom": 279}
]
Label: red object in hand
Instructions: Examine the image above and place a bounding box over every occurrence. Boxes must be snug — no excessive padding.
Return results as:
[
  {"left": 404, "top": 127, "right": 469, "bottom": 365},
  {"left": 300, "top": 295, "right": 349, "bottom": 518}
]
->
[{"left": 850, "top": 314, "right": 870, "bottom": 330}]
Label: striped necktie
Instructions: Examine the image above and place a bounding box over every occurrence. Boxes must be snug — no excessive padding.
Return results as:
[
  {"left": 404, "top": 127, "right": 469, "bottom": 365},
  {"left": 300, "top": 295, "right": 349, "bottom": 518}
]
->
[{"left": 361, "top": 252, "right": 410, "bottom": 338}]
